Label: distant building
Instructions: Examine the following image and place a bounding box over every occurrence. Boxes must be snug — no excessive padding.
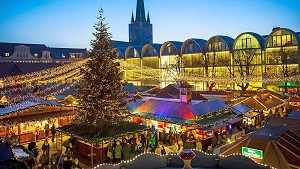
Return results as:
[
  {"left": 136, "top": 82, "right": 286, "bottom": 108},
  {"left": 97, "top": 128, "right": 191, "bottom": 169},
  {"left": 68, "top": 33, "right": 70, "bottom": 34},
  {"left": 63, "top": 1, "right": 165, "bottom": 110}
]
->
[{"left": 0, "top": 42, "right": 88, "bottom": 64}]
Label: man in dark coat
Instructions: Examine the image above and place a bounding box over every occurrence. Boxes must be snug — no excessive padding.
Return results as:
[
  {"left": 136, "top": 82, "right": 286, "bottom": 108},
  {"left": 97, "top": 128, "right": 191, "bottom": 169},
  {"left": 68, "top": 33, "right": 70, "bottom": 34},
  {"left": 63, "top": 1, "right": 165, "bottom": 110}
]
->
[
  {"left": 28, "top": 139, "right": 36, "bottom": 152},
  {"left": 122, "top": 143, "right": 131, "bottom": 161},
  {"left": 51, "top": 124, "right": 56, "bottom": 142},
  {"left": 45, "top": 123, "right": 49, "bottom": 138}
]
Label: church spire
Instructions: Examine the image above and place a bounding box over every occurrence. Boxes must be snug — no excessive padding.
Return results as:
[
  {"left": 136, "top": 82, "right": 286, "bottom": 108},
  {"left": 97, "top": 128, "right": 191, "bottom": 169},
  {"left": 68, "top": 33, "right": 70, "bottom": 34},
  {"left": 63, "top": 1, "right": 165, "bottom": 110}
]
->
[
  {"left": 131, "top": 10, "right": 134, "bottom": 23},
  {"left": 135, "top": 0, "right": 146, "bottom": 21},
  {"left": 146, "top": 10, "right": 150, "bottom": 23}
]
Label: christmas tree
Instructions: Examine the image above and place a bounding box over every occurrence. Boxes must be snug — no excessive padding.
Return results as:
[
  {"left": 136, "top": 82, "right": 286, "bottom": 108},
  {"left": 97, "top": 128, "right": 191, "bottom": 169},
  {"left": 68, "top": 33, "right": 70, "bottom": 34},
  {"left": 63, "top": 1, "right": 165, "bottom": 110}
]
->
[{"left": 77, "top": 8, "right": 128, "bottom": 128}]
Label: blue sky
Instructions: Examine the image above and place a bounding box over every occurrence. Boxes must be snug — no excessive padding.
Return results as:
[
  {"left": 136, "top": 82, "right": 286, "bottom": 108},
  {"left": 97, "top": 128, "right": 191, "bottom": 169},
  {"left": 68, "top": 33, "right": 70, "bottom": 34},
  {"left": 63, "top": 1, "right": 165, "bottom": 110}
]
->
[{"left": 0, "top": 0, "right": 299, "bottom": 48}]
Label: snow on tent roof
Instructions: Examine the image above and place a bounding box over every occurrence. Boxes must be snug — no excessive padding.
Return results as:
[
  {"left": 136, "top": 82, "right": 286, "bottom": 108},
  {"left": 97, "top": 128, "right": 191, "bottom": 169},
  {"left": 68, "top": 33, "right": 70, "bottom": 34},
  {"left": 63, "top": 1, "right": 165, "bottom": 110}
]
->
[
  {"left": 288, "top": 111, "right": 300, "bottom": 119},
  {"left": 189, "top": 99, "right": 229, "bottom": 116},
  {"left": 0, "top": 101, "right": 60, "bottom": 116},
  {"left": 231, "top": 103, "right": 251, "bottom": 115}
]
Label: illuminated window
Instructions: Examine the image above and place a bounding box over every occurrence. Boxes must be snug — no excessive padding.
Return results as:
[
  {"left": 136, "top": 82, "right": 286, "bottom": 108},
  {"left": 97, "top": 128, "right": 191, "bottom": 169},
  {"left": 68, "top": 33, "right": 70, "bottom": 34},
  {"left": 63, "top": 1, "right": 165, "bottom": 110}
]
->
[
  {"left": 34, "top": 53, "right": 38, "bottom": 57},
  {"left": 70, "top": 54, "right": 75, "bottom": 58},
  {"left": 5, "top": 53, "right": 9, "bottom": 56},
  {"left": 62, "top": 54, "right": 65, "bottom": 58}
]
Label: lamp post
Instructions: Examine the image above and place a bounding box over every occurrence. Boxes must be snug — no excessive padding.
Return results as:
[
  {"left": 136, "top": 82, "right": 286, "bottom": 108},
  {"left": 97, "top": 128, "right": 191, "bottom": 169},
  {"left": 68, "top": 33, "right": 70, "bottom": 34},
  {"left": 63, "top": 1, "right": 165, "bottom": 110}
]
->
[{"left": 178, "top": 149, "right": 196, "bottom": 169}]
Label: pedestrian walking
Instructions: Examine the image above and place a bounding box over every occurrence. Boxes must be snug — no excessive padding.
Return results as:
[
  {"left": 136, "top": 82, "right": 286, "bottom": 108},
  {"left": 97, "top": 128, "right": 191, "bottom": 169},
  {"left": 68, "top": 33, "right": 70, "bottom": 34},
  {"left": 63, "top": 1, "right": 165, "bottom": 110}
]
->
[
  {"left": 45, "top": 123, "right": 50, "bottom": 138},
  {"left": 50, "top": 124, "right": 56, "bottom": 142}
]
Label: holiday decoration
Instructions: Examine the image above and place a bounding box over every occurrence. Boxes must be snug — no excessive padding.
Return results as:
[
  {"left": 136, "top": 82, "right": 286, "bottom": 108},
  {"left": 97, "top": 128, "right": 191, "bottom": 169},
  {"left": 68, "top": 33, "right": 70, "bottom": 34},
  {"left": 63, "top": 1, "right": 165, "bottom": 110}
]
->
[{"left": 179, "top": 149, "right": 196, "bottom": 169}]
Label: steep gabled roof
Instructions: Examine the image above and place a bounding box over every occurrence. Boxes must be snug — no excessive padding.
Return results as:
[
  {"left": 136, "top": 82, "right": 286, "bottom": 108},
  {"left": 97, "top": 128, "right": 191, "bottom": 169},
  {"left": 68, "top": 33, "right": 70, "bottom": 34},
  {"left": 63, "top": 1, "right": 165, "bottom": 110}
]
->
[
  {"left": 154, "top": 90, "right": 175, "bottom": 99},
  {"left": 122, "top": 83, "right": 138, "bottom": 93}
]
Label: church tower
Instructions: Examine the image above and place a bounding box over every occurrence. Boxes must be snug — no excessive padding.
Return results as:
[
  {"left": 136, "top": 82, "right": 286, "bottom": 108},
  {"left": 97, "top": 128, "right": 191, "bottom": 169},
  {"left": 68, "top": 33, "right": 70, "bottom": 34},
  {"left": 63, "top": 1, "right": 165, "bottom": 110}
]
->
[{"left": 129, "top": 0, "right": 153, "bottom": 45}]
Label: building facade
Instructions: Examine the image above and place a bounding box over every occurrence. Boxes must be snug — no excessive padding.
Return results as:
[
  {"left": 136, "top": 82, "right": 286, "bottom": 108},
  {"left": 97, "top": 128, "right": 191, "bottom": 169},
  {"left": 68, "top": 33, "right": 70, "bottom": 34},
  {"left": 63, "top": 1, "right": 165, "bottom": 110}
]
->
[
  {"left": 114, "top": 27, "right": 300, "bottom": 91},
  {"left": 0, "top": 42, "right": 88, "bottom": 64}
]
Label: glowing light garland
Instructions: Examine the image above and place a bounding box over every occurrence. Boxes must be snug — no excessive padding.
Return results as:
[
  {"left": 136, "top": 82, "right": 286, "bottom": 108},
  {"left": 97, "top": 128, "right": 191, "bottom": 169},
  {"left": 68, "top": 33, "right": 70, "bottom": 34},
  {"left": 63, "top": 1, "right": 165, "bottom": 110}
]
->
[{"left": 92, "top": 149, "right": 276, "bottom": 169}]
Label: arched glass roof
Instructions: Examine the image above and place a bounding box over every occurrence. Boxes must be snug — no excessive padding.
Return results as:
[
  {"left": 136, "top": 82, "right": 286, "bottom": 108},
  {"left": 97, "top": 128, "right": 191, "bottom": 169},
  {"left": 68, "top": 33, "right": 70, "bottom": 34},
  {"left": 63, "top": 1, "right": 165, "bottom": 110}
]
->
[
  {"left": 142, "top": 44, "right": 162, "bottom": 58},
  {"left": 265, "top": 28, "right": 299, "bottom": 48},
  {"left": 125, "top": 46, "right": 143, "bottom": 59},
  {"left": 160, "top": 41, "right": 183, "bottom": 56},
  {"left": 234, "top": 32, "right": 265, "bottom": 50},
  {"left": 205, "top": 36, "right": 234, "bottom": 53},
  {"left": 113, "top": 47, "right": 126, "bottom": 60},
  {"left": 181, "top": 38, "right": 207, "bottom": 54}
]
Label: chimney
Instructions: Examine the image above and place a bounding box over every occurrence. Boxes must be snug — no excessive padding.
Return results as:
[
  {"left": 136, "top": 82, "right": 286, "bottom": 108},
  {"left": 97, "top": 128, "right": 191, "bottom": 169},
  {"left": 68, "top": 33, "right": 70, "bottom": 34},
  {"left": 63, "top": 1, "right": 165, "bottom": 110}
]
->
[{"left": 272, "top": 27, "right": 280, "bottom": 32}]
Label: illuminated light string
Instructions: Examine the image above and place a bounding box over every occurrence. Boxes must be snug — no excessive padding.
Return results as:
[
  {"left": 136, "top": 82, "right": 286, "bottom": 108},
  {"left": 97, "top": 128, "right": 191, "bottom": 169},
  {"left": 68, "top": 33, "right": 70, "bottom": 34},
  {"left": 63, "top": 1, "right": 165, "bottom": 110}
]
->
[
  {"left": 92, "top": 149, "right": 276, "bottom": 169},
  {"left": 0, "top": 70, "right": 81, "bottom": 99},
  {"left": 119, "top": 61, "right": 300, "bottom": 83},
  {"left": 0, "top": 59, "right": 87, "bottom": 87}
]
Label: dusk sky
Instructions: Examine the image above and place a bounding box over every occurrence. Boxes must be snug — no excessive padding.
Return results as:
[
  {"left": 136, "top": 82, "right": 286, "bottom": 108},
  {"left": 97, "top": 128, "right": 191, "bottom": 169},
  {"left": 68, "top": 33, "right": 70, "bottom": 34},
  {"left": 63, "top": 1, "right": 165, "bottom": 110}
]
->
[{"left": 0, "top": 0, "right": 299, "bottom": 48}]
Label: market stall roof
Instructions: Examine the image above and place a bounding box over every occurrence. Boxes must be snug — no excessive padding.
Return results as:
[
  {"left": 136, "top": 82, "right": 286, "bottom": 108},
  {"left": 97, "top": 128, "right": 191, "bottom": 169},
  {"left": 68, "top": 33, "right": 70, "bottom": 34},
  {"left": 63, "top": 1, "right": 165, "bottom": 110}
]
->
[
  {"left": 288, "top": 111, "right": 300, "bottom": 119},
  {"left": 134, "top": 99, "right": 195, "bottom": 120},
  {"left": 189, "top": 99, "right": 229, "bottom": 116},
  {"left": 132, "top": 112, "right": 194, "bottom": 125},
  {"left": 231, "top": 103, "right": 251, "bottom": 115},
  {"left": 0, "top": 100, "right": 60, "bottom": 117},
  {"left": 237, "top": 94, "right": 286, "bottom": 110},
  {"left": 225, "top": 117, "right": 243, "bottom": 124},
  {"left": 55, "top": 95, "right": 66, "bottom": 100},
  {"left": 0, "top": 110, "right": 75, "bottom": 124},
  {"left": 154, "top": 89, "right": 175, "bottom": 98},
  {"left": 289, "top": 94, "right": 300, "bottom": 102},
  {"left": 268, "top": 116, "right": 300, "bottom": 135},
  {"left": 197, "top": 113, "right": 235, "bottom": 126},
  {"left": 122, "top": 83, "right": 138, "bottom": 93},
  {"left": 207, "top": 122, "right": 230, "bottom": 130},
  {"left": 218, "top": 125, "right": 300, "bottom": 169},
  {"left": 127, "top": 99, "right": 144, "bottom": 112}
]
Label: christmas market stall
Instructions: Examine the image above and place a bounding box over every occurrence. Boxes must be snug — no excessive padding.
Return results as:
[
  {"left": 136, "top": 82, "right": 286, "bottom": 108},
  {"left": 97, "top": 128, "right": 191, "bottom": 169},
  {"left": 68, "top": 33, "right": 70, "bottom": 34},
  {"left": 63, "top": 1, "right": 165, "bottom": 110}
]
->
[
  {"left": 190, "top": 99, "right": 239, "bottom": 150},
  {"left": 57, "top": 122, "right": 148, "bottom": 167},
  {"left": 235, "top": 93, "right": 287, "bottom": 117},
  {"left": 132, "top": 99, "right": 197, "bottom": 134},
  {"left": 288, "top": 94, "right": 300, "bottom": 111},
  {"left": 0, "top": 100, "right": 76, "bottom": 143}
]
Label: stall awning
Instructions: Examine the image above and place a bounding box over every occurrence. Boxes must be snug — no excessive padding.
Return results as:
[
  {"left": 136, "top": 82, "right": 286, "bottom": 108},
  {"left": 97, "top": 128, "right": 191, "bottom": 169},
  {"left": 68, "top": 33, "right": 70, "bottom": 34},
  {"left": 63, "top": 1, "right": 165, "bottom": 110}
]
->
[
  {"left": 231, "top": 103, "right": 251, "bottom": 115},
  {"left": 288, "top": 111, "right": 300, "bottom": 119},
  {"left": 225, "top": 117, "right": 243, "bottom": 124},
  {"left": 198, "top": 113, "right": 234, "bottom": 127},
  {"left": 209, "top": 122, "right": 230, "bottom": 130}
]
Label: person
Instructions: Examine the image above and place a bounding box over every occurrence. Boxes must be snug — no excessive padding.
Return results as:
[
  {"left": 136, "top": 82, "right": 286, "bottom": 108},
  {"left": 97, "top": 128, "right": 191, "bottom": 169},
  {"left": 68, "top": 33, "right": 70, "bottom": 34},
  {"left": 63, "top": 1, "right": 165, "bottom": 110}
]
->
[
  {"left": 51, "top": 124, "right": 56, "bottom": 142},
  {"left": 62, "top": 157, "right": 72, "bottom": 169},
  {"left": 72, "top": 158, "right": 81, "bottom": 169},
  {"left": 173, "top": 141, "right": 179, "bottom": 154},
  {"left": 140, "top": 132, "right": 146, "bottom": 149},
  {"left": 196, "top": 138, "right": 202, "bottom": 151},
  {"left": 45, "top": 123, "right": 50, "bottom": 138},
  {"left": 42, "top": 140, "right": 50, "bottom": 155},
  {"left": 161, "top": 146, "right": 166, "bottom": 155},
  {"left": 39, "top": 151, "right": 49, "bottom": 168},
  {"left": 148, "top": 140, "right": 156, "bottom": 152},
  {"left": 58, "top": 155, "right": 64, "bottom": 169},
  {"left": 206, "top": 145, "right": 213, "bottom": 154},
  {"left": 186, "top": 134, "right": 196, "bottom": 149},
  {"left": 107, "top": 143, "right": 114, "bottom": 164},
  {"left": 33, "top": 145, "right": 39, "bottom": 166},
  {"left": 28, "top": 139, "right": 36, "bottom": 152},
  {"left": 130, "top": 139, "right": 137, "bottom": 159},
  {"left": 63, "top": 138, "right": 71, "bottom": 151},
  {"left": 51, "top": 158, "right": 58, "bottom": 169},
  {"left": 122, "top": 143, "right": 131, "bottom": 161},
  {"left": 114, "top": 141, "right": 122, "bottom": 163},
  {"left": 180, "top": 132, "right": 187, "bottom": 149},
  {"left": 50, "top": 150, "right": 59, "bottom": 166}
]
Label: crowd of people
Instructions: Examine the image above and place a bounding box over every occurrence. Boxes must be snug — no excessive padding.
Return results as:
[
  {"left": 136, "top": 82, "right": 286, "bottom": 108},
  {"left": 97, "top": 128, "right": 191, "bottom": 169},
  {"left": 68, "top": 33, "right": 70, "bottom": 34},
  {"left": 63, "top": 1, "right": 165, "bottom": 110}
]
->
[{"left": 26, "top": 126, "right": 82, "bottom": 169}]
